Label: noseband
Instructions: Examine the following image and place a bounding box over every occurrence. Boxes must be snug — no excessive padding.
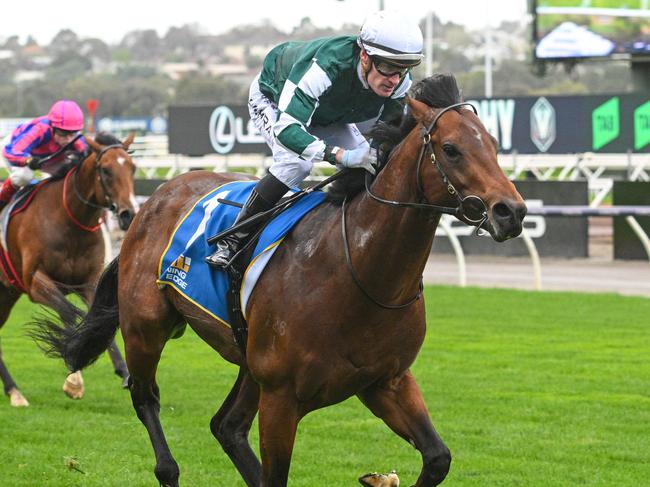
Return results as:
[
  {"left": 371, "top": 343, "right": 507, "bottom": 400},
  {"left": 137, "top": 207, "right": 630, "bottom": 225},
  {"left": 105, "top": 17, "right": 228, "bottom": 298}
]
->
[{"left": 365, "top": 101, "right": 489, "bottom": 227}]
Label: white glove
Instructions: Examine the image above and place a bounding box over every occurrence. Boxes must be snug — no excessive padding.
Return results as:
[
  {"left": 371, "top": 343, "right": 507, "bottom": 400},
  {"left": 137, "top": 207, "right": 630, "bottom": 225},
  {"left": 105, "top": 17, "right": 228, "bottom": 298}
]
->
[
  {"left": 340, "top": 145, "right": 377, "bottom": 175},
  {"left": 9, "top": 165, "right": 34, "bottom": 186}
]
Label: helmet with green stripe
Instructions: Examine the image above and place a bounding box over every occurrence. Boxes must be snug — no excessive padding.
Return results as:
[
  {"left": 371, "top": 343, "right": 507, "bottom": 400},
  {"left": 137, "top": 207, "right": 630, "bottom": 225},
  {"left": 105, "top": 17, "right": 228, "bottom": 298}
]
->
[{"left": 358, "top": 10, "right": 424, "bottom": 68}]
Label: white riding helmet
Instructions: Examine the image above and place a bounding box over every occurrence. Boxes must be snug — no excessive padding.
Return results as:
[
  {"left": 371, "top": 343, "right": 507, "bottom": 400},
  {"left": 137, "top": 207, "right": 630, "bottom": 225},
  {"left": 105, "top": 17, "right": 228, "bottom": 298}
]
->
[{"left": 358, "top": 10, "right": 424, "bottom": 67}]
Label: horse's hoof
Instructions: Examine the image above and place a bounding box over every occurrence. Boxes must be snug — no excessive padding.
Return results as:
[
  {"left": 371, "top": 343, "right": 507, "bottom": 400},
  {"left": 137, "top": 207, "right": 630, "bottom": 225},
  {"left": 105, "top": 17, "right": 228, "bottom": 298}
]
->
[
  {"left": 121, "top": 374, "right": 130, "bottom": 389},
  {"left": 359, "top": 471, "right": 400, "bottom": 487},
  {"left": 63, "top": 371, "right": 85, "bottom": 399},
  {"left": 8, "top": 388, "right": 29, "bottom": 407}
]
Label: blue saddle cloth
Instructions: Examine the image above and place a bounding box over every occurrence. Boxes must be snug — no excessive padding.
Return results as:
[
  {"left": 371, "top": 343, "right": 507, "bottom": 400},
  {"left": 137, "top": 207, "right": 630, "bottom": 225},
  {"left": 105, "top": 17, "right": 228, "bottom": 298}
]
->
[{"left": 157, "top": 181, "right": 326, "bottom": 326}]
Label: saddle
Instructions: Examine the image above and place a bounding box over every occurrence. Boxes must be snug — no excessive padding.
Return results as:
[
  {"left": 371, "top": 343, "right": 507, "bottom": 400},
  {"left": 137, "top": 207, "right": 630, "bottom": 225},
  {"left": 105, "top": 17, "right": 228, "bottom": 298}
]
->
[{"left": 158, "top": 180, "right": 327, "bottom": 353}]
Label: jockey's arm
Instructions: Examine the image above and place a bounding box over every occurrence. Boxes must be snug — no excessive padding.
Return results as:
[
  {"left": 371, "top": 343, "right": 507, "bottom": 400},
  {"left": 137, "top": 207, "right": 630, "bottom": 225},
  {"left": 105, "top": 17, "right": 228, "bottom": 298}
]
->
[{"left": 3, "top": 124, "right": 49, "bottom": 166}]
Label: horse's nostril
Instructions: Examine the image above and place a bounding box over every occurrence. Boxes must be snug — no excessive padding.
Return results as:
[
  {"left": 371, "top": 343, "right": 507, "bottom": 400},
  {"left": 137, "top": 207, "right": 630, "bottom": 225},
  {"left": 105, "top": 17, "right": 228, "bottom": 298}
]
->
[
  {"left": 493, "top": 202, "right": 512, "bottom": 220},
  {"left": 118, "top": 210, "right": 134, "bottom": 230}
]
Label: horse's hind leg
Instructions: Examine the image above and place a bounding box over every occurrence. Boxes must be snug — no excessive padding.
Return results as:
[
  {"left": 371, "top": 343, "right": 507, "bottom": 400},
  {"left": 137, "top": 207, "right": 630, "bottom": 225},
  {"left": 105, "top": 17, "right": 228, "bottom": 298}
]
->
[
  {"left": 126, "top": 332, "right": 180, "bottom": 487},
  {"left": 357, "top": 371, "right": 451, "bottom": 486},
  {"left": 210, "top": 366, "right": 261, "bottom": 486},
  {"left": 0, "top": 288, "right": 27, "bottom": 406}
]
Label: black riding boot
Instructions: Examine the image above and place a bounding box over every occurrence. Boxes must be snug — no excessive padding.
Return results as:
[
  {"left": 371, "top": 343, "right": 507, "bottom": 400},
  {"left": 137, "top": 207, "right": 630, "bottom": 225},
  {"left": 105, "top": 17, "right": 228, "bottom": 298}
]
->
[{"left": 206, "top": 174, "right": 289, "bottom": 268}]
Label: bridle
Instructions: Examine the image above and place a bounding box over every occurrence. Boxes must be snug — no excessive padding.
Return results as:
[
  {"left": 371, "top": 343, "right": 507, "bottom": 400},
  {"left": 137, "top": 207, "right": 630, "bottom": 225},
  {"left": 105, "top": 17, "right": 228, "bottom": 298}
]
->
[
  {"left": 63, "top": 144, "right": 126, "bottom": 231},
  {"left": 343, "top": 102, "right": 489, "bottom": 309},
  {"left": 365, "top": 102, "right": 488, "bottom": 225}
]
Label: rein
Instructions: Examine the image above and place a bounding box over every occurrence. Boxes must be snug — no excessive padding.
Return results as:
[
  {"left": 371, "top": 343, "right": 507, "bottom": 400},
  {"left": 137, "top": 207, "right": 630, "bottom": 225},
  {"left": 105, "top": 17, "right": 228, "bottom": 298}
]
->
[
  {"left": 342, "top": 196, "right": 423, "bottom": 309},
  {"left": 344, "top": 102, "right": 488, "bottom": 309},
  {"left": 63, "top": 144, "right": 124, "bottom": 232}
]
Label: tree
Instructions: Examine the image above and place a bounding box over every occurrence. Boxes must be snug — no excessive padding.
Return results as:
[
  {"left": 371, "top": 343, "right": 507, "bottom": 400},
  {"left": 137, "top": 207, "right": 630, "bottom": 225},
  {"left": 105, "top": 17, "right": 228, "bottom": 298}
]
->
[
  {"left": 49, "top": 29, "right": 80, "bottom": 55},
  {"left": 46, "top": 51, "right": 93, "bottom": 83},
  {"left": 173, "top": 74, "right": 246, "bottom": 105}
]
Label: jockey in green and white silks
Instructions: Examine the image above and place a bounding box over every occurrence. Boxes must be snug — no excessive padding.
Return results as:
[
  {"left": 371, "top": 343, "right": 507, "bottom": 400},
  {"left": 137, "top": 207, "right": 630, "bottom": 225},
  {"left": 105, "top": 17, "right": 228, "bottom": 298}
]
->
[
  {"left": 207, "top": 10, "right": 424, "bottom": 269},
  {"left": 253, "top": 35, "right": 409, "bottom": 185}
]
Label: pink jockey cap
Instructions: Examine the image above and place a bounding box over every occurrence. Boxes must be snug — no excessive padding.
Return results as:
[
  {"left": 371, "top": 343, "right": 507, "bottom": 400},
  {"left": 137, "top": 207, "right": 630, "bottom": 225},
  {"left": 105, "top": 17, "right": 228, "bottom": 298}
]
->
[{"left": 48, "top": 100, "right": 84, "bottom": 131}]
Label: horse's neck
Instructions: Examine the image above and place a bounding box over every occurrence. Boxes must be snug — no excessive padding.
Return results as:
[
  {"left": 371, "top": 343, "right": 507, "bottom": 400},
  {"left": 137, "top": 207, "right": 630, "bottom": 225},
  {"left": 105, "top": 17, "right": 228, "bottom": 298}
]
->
[
  {"left": 64, "top": 160, "right": 103, "bottom": 224},
  {"left": 345, "top": 130, "right": 441, "bottom": 298}
]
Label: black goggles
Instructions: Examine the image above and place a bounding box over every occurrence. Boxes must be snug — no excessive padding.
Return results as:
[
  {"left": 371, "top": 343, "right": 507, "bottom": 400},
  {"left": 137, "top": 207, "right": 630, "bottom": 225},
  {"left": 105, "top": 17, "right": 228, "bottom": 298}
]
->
[
  {"left": 53, "top": 128, "right": 78, "bottom": 137},
  {"left": 372, "top": 58, "right": 411, "bottom": 78}
]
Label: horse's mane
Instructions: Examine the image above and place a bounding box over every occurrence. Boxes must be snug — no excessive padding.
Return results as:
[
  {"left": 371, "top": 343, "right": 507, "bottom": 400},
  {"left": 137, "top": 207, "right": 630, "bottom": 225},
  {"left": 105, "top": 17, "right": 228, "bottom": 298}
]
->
[
  {"left": 326, "top": 73, "right": 462, "bottom": 203},
  {"left": 94, "top": 132, "right": 122, "bottom": 146}
]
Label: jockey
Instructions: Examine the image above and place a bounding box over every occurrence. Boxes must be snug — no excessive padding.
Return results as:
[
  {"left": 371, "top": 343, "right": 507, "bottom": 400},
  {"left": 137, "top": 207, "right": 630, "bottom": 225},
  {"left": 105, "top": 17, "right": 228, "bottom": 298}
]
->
[
  {"left": 206, "top": 10, "right": 424, "bottom": 268},
  {"left": 0, "top": 100, "right": 87, "bottom": 210}
]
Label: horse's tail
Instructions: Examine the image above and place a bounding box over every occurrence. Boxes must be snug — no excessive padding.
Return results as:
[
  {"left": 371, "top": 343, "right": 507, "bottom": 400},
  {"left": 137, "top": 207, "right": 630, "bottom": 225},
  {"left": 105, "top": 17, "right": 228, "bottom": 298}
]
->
[{"left": 30, "top": 257, "right": 121, "bottom": 372}]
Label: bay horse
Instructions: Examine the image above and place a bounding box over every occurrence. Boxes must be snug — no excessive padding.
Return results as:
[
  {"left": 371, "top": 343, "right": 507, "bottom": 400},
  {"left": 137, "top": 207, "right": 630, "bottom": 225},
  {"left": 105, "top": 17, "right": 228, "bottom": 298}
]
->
[
  {"left": 1, "top": 132, "right": 138, "bottom": 406},
  {"left": 34, "top": 75, "right": 526, "bottom": 486}
]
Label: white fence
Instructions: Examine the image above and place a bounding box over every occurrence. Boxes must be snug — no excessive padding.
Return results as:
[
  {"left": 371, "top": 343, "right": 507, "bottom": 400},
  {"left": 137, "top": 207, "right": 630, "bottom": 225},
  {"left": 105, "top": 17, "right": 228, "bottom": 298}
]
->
[{"left": 131, "top": 135, "right": 650, "bottom": 200}]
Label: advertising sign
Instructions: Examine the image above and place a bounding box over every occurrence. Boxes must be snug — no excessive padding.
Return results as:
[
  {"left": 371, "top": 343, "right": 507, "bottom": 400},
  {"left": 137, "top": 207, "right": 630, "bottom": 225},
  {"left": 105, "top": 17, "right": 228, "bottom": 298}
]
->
[
  {"left": 168, "top": 95, "right": 650, "bottom": 156},
  {"left": 168, "top": 105, "right": 269, "bottom": 156},
  {"left": 467, "top": 94, "right": 650, "bottom": 154}
]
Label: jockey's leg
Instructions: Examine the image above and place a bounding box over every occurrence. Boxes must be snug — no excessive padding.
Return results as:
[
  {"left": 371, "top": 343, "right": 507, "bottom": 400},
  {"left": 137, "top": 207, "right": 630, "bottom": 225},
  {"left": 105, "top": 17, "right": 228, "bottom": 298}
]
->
[
  {"left": 0, "top": 178, "right": 18, "bottom": 210},
  {"left": 0, "top": 165, "right": 34, "bottom": 211},
  {"left": 206, "top": 173, "right": 289, "bottom": 268}
]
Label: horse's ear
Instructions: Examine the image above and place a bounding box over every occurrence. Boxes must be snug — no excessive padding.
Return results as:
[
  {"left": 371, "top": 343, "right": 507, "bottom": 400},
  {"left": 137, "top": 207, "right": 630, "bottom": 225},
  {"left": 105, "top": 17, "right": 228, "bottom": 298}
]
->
[
  {"left": 86, "top": 134, "right": 102, "bottom": 153},
  {"left": 406, "top": 96, "right": 433, "bottom": 125},
  {"left": 122, "top": 131, "right": 136, "bottom": 149}
]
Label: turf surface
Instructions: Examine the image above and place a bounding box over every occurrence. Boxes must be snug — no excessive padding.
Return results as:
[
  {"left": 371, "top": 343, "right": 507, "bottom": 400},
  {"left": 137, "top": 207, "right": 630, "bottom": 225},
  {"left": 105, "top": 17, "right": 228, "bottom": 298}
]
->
[{"left": 0, "top": 287, "right": 648, "bottom": 486}]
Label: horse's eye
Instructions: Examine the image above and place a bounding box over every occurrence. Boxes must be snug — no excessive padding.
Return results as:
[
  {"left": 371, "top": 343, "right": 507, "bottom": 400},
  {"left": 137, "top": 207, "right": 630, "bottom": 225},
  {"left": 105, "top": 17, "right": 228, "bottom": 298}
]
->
[
  {"left": 442, "top": 144, "right": 460, "bottom": 160},
  {"left": 100, "top": 167, "right": 113, "bottom": 178}
]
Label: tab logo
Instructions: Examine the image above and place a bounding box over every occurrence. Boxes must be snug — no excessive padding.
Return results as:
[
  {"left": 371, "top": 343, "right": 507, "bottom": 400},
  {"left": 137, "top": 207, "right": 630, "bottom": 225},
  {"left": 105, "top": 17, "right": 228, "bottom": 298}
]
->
[
  {"left": 592, "top": 97, "right": 620, "bottom": 150},
  {"left": 634, "top": 100, "right": 650, "bottom": 151},
  {"left": 530, "top": 97, "right": 556, "bottom": 152}
]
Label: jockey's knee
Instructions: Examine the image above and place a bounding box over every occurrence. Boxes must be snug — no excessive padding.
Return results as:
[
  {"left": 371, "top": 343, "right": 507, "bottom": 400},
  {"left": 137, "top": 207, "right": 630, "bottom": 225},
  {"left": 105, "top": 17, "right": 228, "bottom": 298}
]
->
[{"left": 269, "top": 158, "right": 313, "bottom": 189}]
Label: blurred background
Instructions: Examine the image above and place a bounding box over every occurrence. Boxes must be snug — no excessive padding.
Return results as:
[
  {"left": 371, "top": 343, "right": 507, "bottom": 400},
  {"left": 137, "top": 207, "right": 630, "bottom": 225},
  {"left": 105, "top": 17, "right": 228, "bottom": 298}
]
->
[{"left": 2, "top": 0, "right": 650, "bottom": 293}]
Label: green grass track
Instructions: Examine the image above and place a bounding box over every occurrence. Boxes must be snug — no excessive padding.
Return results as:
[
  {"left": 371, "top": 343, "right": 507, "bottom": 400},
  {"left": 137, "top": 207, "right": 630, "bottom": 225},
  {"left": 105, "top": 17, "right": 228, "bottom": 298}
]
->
[{"left": 0, "top": 287, "right": 648, "bottom": 486}]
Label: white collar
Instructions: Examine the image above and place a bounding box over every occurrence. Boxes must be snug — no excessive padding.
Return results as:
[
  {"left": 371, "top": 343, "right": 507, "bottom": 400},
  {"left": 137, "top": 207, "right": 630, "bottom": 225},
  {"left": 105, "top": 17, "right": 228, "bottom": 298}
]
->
[{"left": 356, "top": 60, "right": 369, "bottom": 89}]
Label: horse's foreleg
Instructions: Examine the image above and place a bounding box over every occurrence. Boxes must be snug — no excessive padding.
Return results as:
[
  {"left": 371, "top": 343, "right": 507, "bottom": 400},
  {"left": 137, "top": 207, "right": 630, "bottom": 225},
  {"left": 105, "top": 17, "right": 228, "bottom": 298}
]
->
[
  {"left": 0, "top": 288, "right": 26, "bottom": 406},
  {"left": 127, "top": 340, "right": 179, "bottom": 487},
  {"left": 27, "top": 270, "right": 86, "bottom": 399},
  {"left": 107, "top": 339, "right": 129, "bottom": 387},
  {"left": 258, "top": 388, "right": 299, "bottom": 487},
  {"left": 358, "top": 371, "right": 451, "bottom": 487},
  {"left": 210, "top": 366, "right": 261, "bottom": 486},
  {"left": 79, "top": 287, "right": 129, "bottom": 387}
]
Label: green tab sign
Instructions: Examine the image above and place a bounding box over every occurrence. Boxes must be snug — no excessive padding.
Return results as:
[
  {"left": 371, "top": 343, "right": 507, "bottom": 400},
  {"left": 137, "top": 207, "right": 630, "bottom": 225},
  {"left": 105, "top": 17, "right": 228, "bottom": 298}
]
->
[
  {"left": 634, "top": 101, "right": 650, "bottom": 150},
  {"left": 592, "top": 97, "right": 620, "bottom": 150}
]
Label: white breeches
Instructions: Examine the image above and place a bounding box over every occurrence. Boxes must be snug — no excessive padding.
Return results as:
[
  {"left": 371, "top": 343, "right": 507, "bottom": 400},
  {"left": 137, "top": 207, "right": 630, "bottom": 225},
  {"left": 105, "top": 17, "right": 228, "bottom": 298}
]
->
[{"left": 248, "top": 75, "right": 370, "bottom": 188}]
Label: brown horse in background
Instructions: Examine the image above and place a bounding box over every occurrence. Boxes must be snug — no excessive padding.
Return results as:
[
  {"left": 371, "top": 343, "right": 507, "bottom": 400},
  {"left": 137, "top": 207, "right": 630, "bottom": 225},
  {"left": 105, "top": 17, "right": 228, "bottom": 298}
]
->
[
  {"left": 34, "top": 75, "right": 526, "bottom": 486},
  {"left": 0, "top": 132, "right": 138, "bottom": 406}
]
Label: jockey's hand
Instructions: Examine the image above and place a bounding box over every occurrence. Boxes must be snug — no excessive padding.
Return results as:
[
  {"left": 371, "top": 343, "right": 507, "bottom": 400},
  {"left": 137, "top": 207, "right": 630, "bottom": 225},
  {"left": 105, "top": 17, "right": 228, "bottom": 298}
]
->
[
  {"left": 63, "top": 150, "right": 83, "bottom": 165},
  {"left": 341, "top": 146, "right": 377, "bottom": 175},
  {"left": 26, "top": 156, "right": 42, "bottom": 170}
]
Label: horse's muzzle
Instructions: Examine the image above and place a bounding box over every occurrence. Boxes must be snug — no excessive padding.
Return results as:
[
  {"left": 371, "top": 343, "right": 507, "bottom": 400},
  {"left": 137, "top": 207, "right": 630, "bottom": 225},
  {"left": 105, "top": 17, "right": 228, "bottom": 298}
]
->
[
  {"left": 118, "top": 209, "right": 135, "bottom": 231},
  {"left": 489, "top": 199, "right": 527, "bottom": 241}
]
